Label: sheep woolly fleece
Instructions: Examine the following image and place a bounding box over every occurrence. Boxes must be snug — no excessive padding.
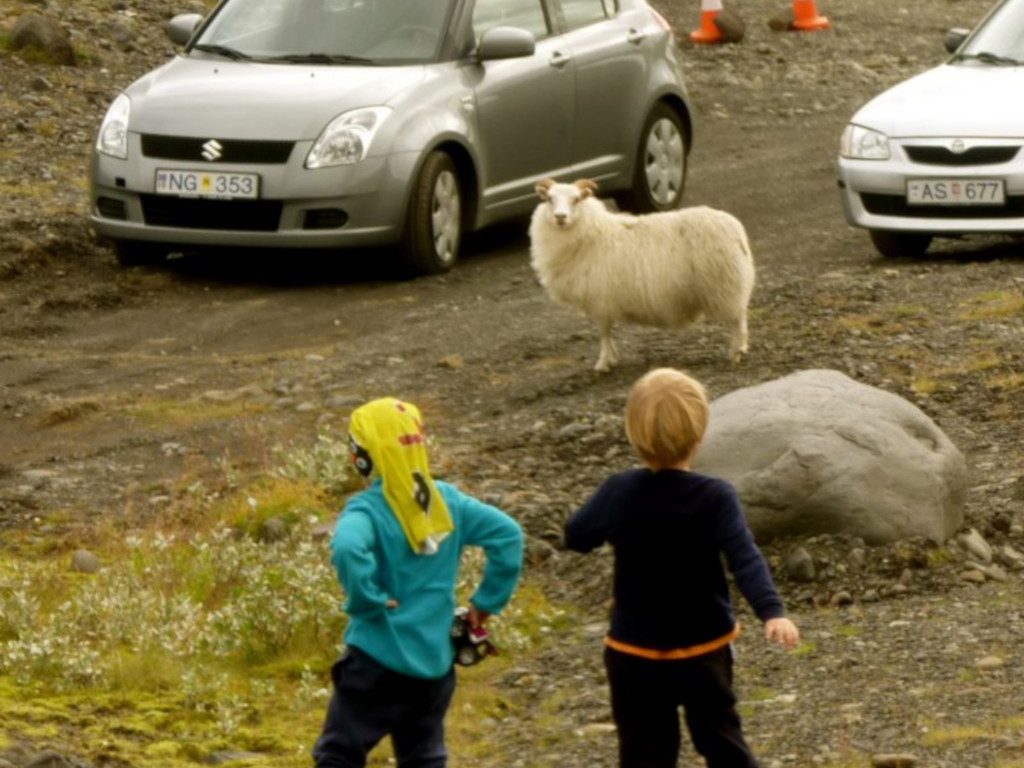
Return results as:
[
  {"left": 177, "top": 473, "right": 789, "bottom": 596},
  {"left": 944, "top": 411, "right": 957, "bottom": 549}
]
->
[{"left": 528, "top": 181, "right": 756, "bottom": 371}]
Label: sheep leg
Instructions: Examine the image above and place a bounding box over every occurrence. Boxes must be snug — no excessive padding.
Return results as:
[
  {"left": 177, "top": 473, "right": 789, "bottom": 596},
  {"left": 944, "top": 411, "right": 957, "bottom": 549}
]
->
[
  {"left": 728, "top": 310, "right": 749, "bottom": 362},
  {"left": 595, "top": 321, "right": 618, "bottom": 372}
]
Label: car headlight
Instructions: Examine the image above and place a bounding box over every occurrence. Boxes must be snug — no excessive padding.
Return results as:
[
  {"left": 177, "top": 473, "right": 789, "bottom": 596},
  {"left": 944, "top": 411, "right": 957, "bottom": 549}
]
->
[
  {"left": 306, "top": 107, "right": 392, "bottom": 169},
  {"left": 840, "top": 124, "right": 890, "bottom": 160},
  {"left": 96, "top": 94, "right": 131, "bottom": 160}
]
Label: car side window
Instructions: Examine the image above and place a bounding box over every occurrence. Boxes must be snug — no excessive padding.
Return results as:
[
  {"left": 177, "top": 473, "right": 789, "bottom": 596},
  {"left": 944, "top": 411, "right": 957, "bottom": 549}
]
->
[
  {"left": 560, "top": 0, "right": 615, "bottom": 30},
  {"left": 472, "top": 0, "right": 550, "bottom": 42}
]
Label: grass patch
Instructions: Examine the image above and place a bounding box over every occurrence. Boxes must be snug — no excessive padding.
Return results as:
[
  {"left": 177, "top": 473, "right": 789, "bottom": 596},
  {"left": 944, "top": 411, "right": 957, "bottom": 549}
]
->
[
  {"left": 921, "top": 714, "right": 1024, "bottom": 748},
  {"left": 128, "top": 396, "right": 270, "bottom": 428},
  {"left": 986, "top": 371, "right": 1024, "bottom": 393},
  {"left": 958, "top": 289, "right": 1024, "bottom": 321}
]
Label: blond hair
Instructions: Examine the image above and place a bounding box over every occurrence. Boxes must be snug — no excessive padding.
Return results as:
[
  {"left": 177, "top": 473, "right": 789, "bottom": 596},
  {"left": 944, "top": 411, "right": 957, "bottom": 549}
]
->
[{"left": 625, "top": 368, "right": 710, "bottom": 469}]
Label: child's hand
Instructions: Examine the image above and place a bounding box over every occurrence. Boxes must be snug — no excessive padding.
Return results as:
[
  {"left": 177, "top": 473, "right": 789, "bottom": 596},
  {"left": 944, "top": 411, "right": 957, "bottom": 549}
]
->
[
  {"left": 467, "top": 606, "right": 491, "bottom": 629},
  {"left": 765, "top": 617, "right": 800, "bottom": 650},
  {"left": 386, "top": 599, "right": 399, "bottom": 609}
]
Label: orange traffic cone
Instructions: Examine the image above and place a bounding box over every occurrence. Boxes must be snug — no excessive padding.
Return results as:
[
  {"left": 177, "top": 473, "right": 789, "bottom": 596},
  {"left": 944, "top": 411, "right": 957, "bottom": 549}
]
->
[
  {"left": 791, "top": 0, "right": 829, "bottom": 31},
  {"left": 690, "top": 0, "right": 723, "bottom": 44}
]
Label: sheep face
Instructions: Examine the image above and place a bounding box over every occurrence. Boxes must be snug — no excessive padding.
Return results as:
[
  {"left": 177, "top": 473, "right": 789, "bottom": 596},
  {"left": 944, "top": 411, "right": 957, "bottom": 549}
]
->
[{"left": 534, "top": 178, "right": 598, "bottom": 229}]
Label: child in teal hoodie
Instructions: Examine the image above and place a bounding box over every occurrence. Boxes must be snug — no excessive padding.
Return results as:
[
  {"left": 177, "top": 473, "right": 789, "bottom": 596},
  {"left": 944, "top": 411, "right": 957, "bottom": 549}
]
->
[{"left": 313, "top": 398, "right": 523, "bottom": 768}]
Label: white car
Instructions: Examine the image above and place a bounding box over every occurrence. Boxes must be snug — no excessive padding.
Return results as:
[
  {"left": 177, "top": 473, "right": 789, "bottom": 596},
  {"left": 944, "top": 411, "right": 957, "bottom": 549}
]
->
[{"left": 838, "top": 0, "right": 1024, "bottom": 258}]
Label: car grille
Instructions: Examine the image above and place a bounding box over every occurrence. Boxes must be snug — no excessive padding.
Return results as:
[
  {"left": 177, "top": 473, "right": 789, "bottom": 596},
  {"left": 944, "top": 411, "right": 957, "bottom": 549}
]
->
[
  {"left": 140, "top": 194, "right": 283, "bottom": 231},
  {"left": 903, "top": 145, "right": 1020, "bottom": 166},
  {"left": 140, "top": 134, "right": 295, "bottom": 164},
  {"left": 860, "top": 193, "right": 1024, "bottom": 219}
]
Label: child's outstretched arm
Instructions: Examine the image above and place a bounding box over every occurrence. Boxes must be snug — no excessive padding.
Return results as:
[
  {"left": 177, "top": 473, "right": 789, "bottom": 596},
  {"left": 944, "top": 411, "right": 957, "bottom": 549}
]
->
[
  {"left": 564, "top": 478, "right": 616, "bottom": 553},
  {"left": 712, "top": 483, "right": 800, "bottom": 648}
]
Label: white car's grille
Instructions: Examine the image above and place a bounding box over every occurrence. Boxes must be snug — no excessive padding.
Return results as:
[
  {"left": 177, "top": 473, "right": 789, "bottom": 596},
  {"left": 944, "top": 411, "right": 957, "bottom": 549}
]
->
[{"left": 903, "top": 145, "right": 1020, "bottom": 166}]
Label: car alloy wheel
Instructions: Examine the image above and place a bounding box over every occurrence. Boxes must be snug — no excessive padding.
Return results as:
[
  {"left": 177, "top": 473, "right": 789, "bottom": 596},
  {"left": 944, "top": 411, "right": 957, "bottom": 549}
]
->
[
  {"left": 617, "top": 102, "right": 687, "bottom": 214},
  {"left": 400, "top": 151, "right": 462, "bottom": 276}
]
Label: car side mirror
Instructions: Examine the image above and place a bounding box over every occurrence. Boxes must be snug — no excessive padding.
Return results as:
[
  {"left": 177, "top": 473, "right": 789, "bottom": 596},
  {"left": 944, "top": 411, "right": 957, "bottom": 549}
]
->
[
  {"left": 167, "top": 13, "right": 204, "bottom": 46},
  {"left": 944, "top": 27, "right": 970, "bottom": 54},
  {"left": 477, "top": 26, "right": 536, "bottom": 61}
]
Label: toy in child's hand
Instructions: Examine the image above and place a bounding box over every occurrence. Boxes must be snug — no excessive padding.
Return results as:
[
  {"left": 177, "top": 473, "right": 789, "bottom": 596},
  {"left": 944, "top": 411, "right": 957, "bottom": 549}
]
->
[{"left": 451, "top": 607, "right": 497, "bottom": 666}]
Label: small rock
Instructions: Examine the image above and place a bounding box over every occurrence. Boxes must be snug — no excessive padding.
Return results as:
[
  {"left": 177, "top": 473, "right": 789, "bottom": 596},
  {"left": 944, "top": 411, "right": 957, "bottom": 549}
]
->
[
  {"left": 260, "top": 517, "right": 288, "bottom": 542},
  {"left": 206, "top": 751, "right": 264, "bottom": 765},
  {"left": 829, "top": 591, "right": 853, "bottom": 607},
  {"left": 861, "top": 588, "right": 880, "bottom": 603},
  {"left": 295, "top": 401, "right": 317, "bottom": 413},
  {"left": 848, "top": 548, "right": 866, "bottom": 569},
  {"left": 71, "top": 549, "right": 101, "bottom": 574},
  {"left": 786, "top": 547, "right": 816, "bottom": 583},
  {"left": 25, "top": 751, "right": 77, "bottom": 768},
  {"left": 714, "top": 8, "right": 746, "bottom": 43},
  {"left": 960, "top": 569, "right": 986, "bottom": 584},
  {"left": 526, "top": 537, "right": 556, "bottom": 566},
  {"left": 979, "top": 563, "right": 1008, "bottom": 582},
  {"left": 871, "top": 755, "right": 917, "bottom": 768},
  {"left": 997, "top": 544, "right": 1024, "bottom": 570},
  {"left": 31, "top": 75, "right": 52, "bottom": 91},
  {"left": 958, "top": 528, "right": 993, "bottom": 564},
  {"left": 975, "top": 655, "right": 1005, "bottom": 671},
  {"left": 576, "top": 722, "right": 617, "bottom": 736},
  {"left": 438, "top": 354, "right": 465, "bottom": 370}
]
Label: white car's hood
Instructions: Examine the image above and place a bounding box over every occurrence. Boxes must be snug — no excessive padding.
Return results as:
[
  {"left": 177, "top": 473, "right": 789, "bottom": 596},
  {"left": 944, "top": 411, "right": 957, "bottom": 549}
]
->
[
  {"left": 854, "top": 63, "right": 1024, "bottom": 137},
  {"left": 126, "top": 56, "right": 425, "bottom": 139}
]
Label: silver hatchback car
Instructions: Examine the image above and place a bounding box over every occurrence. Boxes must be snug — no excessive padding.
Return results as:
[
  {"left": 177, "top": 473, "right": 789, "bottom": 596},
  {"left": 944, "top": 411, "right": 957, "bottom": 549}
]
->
[
  {"left": 90, "top": 0, "right": 692, "bottom": 274},
  {"left": 838, "top": 0, "right": 1024, "bottom": 259}
]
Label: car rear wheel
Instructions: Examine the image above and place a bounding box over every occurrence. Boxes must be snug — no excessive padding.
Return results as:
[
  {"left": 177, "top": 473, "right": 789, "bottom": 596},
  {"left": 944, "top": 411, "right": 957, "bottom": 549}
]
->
[
  {"left": 399, "top": 151, "right": 461, "bottom": 276},
  {"left": 616, "top": 102, "right": 687, "bottom": 214},
  {"left": 114, "top": 240, "right": 167, "bottom": 267},
  {"left": 869, "top": 230, "right": 933, "bottom": 259}
]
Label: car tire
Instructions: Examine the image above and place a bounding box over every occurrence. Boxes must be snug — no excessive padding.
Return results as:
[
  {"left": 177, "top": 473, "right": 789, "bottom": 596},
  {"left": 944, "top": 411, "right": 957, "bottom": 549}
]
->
[
  {"left": 399, "top": 151, "right": 461, "bottom": 276},
  {"left": 616, "top": 102, "right": 687, "bottom": 214},
  {"left": 114, "top": 240, "right": 167, "bottom": 267},
  {"left": 869, "top": 230, "right": 933, "bottom": 259}
]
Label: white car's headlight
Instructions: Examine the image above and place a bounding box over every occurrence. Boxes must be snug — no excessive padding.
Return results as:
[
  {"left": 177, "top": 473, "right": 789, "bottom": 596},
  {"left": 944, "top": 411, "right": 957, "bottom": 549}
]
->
[
  {"left": 306, "top": 107, "right": 392, "bottom": 168},
  {"left": 840, "top": 124, "right": 890, "bottom": 160},
  {"left": 96, "top": 94, "right": 131, "bottom": 160}
]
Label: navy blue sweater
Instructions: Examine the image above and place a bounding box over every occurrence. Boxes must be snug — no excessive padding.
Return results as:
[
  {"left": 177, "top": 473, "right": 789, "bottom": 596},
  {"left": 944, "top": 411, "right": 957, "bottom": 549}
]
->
[{"left": 565, "top": 468, "right": 785, "bottom": 651}]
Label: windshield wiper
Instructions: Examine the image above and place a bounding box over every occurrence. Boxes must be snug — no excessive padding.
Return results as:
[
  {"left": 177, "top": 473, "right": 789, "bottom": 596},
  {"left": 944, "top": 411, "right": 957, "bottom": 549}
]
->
[
  {"left": 952, "top": 50, "right": 1023, "bottom": 66},
  {"left": 192, "top": 43, "right": 252, "bottom": 61},
  {"left": 264, "top": 52, "right": 377, "bottom": 65}
]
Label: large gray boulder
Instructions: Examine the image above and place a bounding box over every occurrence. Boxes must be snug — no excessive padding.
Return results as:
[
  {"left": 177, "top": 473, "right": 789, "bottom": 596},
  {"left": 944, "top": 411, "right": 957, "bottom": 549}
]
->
[
  {"left": 10, "top": 14, "right": 77, "bottom": 66},
  {"left": 693, "top": 370, "right": 966, "bottom": 544}
]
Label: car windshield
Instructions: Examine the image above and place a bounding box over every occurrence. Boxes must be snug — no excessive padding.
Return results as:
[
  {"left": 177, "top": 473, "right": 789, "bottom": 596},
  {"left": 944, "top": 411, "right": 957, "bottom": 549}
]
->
[
  {"left": 955, "top": 0, "right": 1024, "bottom": 64},
  {"left": 192, "top": 0, "right": 456, "bottom": 64}
]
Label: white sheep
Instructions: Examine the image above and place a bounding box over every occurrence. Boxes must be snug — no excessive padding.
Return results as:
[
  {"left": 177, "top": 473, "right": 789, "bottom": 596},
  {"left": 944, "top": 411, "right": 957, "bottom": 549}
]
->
[{"left": 528, "top": 178, "right": 756, "bottom": 372}]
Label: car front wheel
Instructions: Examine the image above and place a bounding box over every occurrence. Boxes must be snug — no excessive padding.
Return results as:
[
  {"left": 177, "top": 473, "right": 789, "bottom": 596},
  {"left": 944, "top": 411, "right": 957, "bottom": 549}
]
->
[
  {"left": 869, "top": 230, "right": 933, "bottom": 259},
  {"left": 399, "top": 151, "right": 461, "bottom": 276},
  {"left": 616, "top": 102, "right": 687, "bottom": 214}
]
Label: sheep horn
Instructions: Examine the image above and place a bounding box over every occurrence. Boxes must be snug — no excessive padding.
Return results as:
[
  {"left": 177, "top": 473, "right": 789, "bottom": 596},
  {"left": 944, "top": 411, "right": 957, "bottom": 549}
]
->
[
  {"left": 575, "top": 179, "right": 599, "bottom": 198},
  {"left": 535, "top": 178, "right": 556, "bottom": 200}
]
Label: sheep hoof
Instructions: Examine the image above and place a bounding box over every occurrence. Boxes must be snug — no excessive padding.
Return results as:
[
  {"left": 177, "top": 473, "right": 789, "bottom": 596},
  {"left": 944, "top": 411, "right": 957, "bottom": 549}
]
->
[{"left": 594, "top": 360, "right": 612, "bottom": 373}]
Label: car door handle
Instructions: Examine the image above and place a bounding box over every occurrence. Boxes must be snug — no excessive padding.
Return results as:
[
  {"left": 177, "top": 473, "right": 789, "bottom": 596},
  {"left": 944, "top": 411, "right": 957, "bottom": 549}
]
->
[
  {"left": 549, "top": 50, "right": 572, "bottom": 68},
  {"left": 627, "top": 28, "right": 647, "bottom": 44}
]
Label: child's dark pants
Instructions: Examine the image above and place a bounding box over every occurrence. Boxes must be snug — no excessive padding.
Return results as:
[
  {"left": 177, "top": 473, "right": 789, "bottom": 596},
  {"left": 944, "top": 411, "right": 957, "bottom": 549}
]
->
[
  {"left": 604, "top": 645, "right": 761, "bottom": 768},
  {"left": 313, "top": 646, "right": 456, "bottom": 768}
]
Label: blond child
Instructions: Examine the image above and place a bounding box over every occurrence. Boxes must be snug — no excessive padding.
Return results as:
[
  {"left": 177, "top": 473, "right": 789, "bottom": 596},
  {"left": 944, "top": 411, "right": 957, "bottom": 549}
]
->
[{"left": 565, "top": 368, "right": 799, "bottom": 768}]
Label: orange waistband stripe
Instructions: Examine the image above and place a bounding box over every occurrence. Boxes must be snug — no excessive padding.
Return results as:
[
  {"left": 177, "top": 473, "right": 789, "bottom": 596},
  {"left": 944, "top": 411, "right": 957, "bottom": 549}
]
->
[{"left": 604, "top": 625, "right": 740, "bottom": 661}]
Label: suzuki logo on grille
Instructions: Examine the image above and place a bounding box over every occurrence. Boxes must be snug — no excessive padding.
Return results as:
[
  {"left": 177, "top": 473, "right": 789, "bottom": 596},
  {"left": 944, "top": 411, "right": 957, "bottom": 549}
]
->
[
  {"left": 201, "top": 139, "right": 223, "bottom": 161},
  {"left": 950, "top": 139, "right": 967, "bottom": 154}
]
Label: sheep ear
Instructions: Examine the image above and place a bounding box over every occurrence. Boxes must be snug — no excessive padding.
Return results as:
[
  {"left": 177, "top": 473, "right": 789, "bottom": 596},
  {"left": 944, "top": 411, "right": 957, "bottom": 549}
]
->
[
  {"left": 576, "top": 179, "right": 599, "bottom": 199},
  {"left": 536, "top": 178, "right": 556, "bottom": 200}
]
